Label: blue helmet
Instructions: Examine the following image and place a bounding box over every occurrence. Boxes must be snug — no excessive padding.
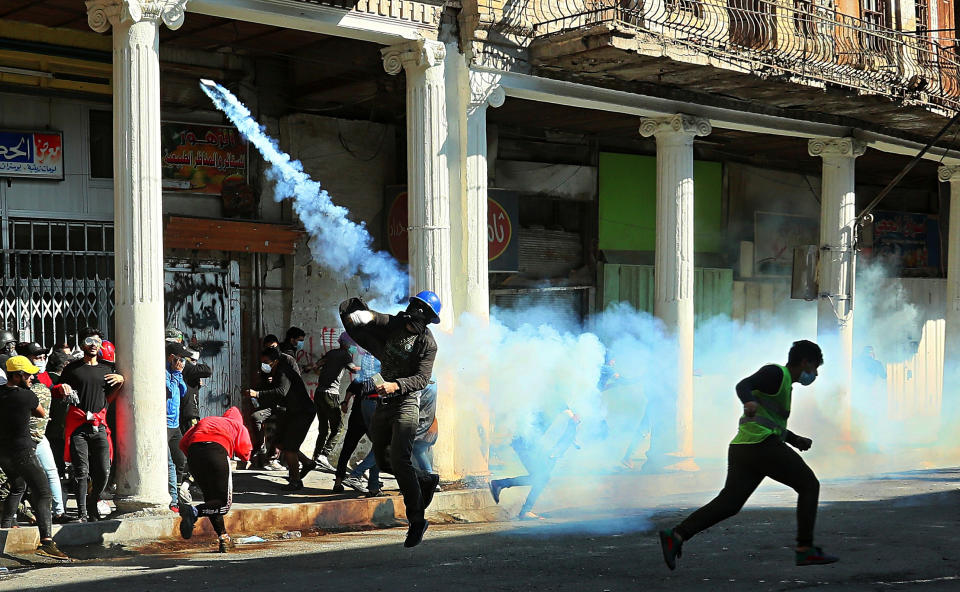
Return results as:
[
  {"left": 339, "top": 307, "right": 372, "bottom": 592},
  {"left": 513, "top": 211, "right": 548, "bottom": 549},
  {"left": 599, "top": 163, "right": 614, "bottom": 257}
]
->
[{"left": 410, "top": 290, "right": 442, "bottom": 324}]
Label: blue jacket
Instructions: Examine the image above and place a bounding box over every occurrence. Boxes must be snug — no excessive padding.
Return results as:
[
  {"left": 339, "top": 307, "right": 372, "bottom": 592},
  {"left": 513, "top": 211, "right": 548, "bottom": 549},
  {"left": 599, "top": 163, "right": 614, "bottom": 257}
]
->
[{"left": 166, "top": 369, "right": 187, "bottom": 428}]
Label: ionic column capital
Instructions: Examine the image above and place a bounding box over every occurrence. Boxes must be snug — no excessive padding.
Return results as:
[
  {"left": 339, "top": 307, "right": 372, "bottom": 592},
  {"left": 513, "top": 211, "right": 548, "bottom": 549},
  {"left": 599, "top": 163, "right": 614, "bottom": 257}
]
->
[
  {"left": 469, "top": 71, "right": 504, "bottom": 110},
  {"left": 85, "top": 0, "right": 188, "bottom": 32},
  {"left": 808, "top": 137, "right": 867, "bottom": 159},
  {"left": 939, "top": 165, "right": 960, "bottom": 182},
  {"left": 381, "top": 39, "right": 446, "bottom": 76},
  {"left": 639, "top": 114, "right": 712, "bottom": 139}
]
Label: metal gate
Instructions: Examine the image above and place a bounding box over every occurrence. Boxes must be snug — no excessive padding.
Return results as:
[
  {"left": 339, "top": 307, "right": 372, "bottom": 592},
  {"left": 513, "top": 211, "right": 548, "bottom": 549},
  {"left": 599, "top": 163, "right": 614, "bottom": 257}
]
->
[
  {"left": 0, "top": 219, "right": 115, "bottom": 346},
  {"left": 164, "top": 260, "right": 241, "bottom": 419}
]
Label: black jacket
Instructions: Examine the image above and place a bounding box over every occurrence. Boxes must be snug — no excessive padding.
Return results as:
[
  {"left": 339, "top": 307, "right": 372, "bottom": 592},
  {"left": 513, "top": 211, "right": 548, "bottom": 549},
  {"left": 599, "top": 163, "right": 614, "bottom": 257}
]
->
[
  {"left": 258, "top": 357, "right": 312, "bottom": 414},
  {"left": 180, "top": 359, "right": 213, "bottom": 430},
  {"left": 339, "top": 298, "right": 437, "bottom": 395}
]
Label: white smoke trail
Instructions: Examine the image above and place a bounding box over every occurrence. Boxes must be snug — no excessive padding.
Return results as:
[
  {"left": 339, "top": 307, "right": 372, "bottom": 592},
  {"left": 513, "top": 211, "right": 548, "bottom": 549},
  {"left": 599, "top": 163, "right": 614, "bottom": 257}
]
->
[{"left": 198, "top": 79, "right": 407, "bottom": 304}]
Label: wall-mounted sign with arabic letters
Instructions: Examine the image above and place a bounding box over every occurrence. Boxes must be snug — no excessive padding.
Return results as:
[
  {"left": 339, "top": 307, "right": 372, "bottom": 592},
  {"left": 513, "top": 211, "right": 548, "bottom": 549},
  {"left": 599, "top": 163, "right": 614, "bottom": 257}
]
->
[
  {"left": 0, "top": 130, "right": 64, "bottom": 180},
  {"left": 161, "top": 122, "right": 248, "bottom": 196}
]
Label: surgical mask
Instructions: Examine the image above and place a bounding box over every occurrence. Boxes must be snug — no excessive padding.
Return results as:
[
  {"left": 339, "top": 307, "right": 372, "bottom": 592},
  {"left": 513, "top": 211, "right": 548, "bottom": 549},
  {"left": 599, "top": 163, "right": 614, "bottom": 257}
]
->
[
  {"left": 798, "top": 371, "right": 816, "bottom": 386},
  {"left": 260, "top": 362, "right": 273, "bottom": 374},
  {"left": 296, "top": 340, "right": 305, "bottom": 351},
  {"left": 32, "top": 359, "right": 46, "bottom": 374}
]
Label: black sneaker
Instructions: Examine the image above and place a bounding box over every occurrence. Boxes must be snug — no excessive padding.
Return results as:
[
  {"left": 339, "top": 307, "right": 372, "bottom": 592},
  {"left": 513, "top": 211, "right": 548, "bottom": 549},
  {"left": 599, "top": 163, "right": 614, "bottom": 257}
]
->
[
  {"left": 281, "top": 481, "right": 304, "bottom": 491},
  {"left": 178, "top": 502, "right": 197, "bottom": 540},
  {"left": 332, "top": 482, "right": 345, "bottom": 493},
  {"left": 659, "top": 529, "right": 683, "bottom": 571},
  {"left": 53, "top": 513, "right": 78, "bottom": 524},
  {"left": 366, "top": 489, "right": 387, "bottom": 498},
  {"left": 489, "top": 480, "right": 502, "bottom": 504},
  {"left": 404, "top": 519, "right": 429, "bottom": 548},
  {"left": 421, "top": 473, "right": 440, "bottom": 510},
  {"left": 36, "top": 540, "right": 69, "bottom": 561},
  {"left": 298, "top": 459, "right": 317, "bottom": 480},
  {"left": 796, "top": 546, "right": 839, "bottom": 566}
]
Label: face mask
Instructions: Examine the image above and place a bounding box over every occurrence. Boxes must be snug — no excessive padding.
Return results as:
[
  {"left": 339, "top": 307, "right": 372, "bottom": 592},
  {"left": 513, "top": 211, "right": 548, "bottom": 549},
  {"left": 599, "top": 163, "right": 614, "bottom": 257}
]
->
[
  {"left": 348, "top": 346, "right": 357, "bottom": 356},
  {"left": 296, "top": 340, "right": 305, "bottom": 351},
  {"left": 33, "top": 360, "right": 46, "bottom": 374},
  {"left": 402, "top": 310, "right": 428, "bottom": 335},
  {"left": 798, "top": 371, "right": 816, "bottom": 386},
  {"left": 260, "top": 362, "right": 273, "bottom": 374}
]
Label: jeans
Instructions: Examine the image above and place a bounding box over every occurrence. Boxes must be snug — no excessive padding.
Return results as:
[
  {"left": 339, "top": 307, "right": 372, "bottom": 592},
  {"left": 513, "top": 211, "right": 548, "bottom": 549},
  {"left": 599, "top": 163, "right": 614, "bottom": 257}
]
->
[
  {"left": 491, "top": 436, "right": 556, "bottom": 515},
  {"left": 412, "top": 440, "right": 434, "bottom": 474},
  {"left": 35, "top": 437, "right": 65, "bottom": 515},
  {"left": 167, "top": 427, "right": 186, "bottom": 505},
  {"left": 70, "top": 425, "right": 111, "bottom": 519},
  {"left": 369, "top": 394, "right": 433, "bottom": 523},
  {"left": 0, "top": 445, "right": 53, "bottom": 539},
  {"left": 675, "top": 436, "right": 820, "bottom": 547}
]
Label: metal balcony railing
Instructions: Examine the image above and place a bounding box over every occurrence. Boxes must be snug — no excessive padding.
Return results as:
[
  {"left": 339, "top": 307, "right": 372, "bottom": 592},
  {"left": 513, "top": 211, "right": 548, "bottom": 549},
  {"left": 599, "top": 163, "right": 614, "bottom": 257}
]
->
[{"left": 525, "top": 0, "right": 960, "bottom": 112}]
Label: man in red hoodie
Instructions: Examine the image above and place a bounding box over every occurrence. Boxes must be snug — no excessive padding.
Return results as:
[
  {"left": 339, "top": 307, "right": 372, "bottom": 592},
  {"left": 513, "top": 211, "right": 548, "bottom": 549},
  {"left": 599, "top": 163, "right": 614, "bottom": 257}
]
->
[{"left": 177, "top": 406, "right": 252, "bottom": 552}]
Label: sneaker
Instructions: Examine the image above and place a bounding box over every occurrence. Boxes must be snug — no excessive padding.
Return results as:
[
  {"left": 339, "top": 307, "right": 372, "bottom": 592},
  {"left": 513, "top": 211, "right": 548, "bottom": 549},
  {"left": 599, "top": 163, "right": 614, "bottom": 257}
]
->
[
  {"left": 796, "top": 546, "right": 839, "bottom": 566},
  {"left": 265, "top": 460, "right": 285, "bottom": 472},
  {"left": 298, "top": 459, "right": 317, "bottom": 480},
  {"left": 53, "top": 513, "right": 77, "bottom": 524},
  {"left": 170, "top": 505, "right": 180, "bottom": 514},
  {"left": 404, "top": 519, "right": 429, "bottom": 548},
  {"left": 342, "top": 476, "right": 368, "bottom": 493},
  {"left": 658, "top": 529, "right": 683, "bottom": 571},
  {"left": 365, "top": 489, "right": 387, "bottom": 498},
  {"left": 314, "top": 455, "right": 336, "bottom": 473},
  {"left": 489, "top": 480, "right": 502, "bottom": 504},
  {"left": 281, "top": 481, "right": 304, "bottom": 492},
  {"left": 421, "top": 473, "right": 440, "bottom": 510},
  {"left": 178, "top": 502, "right": 197, "bottom": 540},
  {"left": 36, "top": 540, "right": 69, "bottom": 561},
  {"left": 218, "top": 534, "right": 235, "bottom": 553},
  {"left": 178, "top": 481, "right": 194, "bottom": 505},
  {"left": 97, "top": 500, "right": 111, "bottom": 518}
]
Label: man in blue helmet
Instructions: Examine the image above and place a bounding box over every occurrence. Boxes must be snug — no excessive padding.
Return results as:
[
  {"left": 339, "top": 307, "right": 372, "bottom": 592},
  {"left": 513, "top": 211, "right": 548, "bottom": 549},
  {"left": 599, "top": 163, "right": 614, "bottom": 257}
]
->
[{"left": 339, "top": 290, "right": 441, "bottom": 548}]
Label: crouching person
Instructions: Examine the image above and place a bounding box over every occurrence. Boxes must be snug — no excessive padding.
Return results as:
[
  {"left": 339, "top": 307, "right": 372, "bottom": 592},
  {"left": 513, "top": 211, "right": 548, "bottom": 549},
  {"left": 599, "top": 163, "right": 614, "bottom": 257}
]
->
[{"left": 177, "top": 407, "right": 252, "bottom": 553}]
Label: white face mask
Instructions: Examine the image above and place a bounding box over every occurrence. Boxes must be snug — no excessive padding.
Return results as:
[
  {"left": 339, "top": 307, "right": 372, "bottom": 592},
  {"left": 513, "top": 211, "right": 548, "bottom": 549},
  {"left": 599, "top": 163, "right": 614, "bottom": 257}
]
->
[
  {"left": 260, "top": 362, "right": 273, "bottom": 374},
  {"left": 32, "top": 359, "right": 46, "bottom": 374}
]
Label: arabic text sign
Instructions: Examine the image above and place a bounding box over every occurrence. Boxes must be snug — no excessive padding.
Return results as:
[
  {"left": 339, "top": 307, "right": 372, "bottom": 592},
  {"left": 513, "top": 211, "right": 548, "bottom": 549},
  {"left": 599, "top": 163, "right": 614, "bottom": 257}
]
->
[
  {"left": 161, "top": 122, "right": 247, "bottom": 195},
  {"left": 0, "top": 131, "right": 64, "bottom": 180}
]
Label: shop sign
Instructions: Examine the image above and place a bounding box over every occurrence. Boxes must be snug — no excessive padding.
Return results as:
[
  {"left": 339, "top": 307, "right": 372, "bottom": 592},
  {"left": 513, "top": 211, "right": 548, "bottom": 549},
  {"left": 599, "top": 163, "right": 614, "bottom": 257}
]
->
[
  {"left": 161, "top": 122, "right": 248, "bottom": 196},
  {"left": 0, "top": 130, "right": 64, "bottom": 180},
  {"left": 868, "top": 210, "right": 940, "bottom": 271},
  {"left": 384, "top": 187, "right": 519, "bottom": 272}
]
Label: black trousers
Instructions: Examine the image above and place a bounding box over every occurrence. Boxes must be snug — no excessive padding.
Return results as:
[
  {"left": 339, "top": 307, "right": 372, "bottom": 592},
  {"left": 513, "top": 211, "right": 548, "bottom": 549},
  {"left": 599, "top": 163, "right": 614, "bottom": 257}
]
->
[
  {"left": 312, "top": 393, "right": 344, "bottom": 459},
  {"left": 335, "top": 396, "right": 367, "bottom": 481},
  {"left": 369, "top": 395, "right": 433, "bottom": 523},
  {"left": 187, "top": 442, "right": 232, "bottom": 536},
  {"left": 675, "top": 436, "right": 820, "bottom": 547},
  {"left": 70, "top": 425, "right": 111, "bottom": 519},
  {"left": 0, "top": 445, "right": 53, "bottom": 539},
  {"left": 168, "top": 427, "right": 186, "bottom": 481}
]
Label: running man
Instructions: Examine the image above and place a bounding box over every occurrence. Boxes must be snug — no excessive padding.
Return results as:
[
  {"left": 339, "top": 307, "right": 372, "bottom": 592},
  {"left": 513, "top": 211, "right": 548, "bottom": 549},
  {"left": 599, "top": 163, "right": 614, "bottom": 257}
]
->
[
  {"left": 177, "top": 407, "right": 252, "bottom": 553},
  {"left": 659, "top": 340, "right": 838, "bottom": 569}
]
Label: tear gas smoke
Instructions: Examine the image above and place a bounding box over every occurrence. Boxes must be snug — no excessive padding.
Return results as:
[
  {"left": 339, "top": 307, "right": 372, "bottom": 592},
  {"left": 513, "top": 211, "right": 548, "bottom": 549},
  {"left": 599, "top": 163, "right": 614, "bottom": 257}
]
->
[{"left": 201, "top": 80, "right": 957, "bottom": 526}]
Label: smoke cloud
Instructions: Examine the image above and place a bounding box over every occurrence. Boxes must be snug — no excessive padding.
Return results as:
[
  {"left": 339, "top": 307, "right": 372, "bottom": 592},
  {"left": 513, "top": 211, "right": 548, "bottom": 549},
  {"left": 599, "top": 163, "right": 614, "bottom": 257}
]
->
[{"left": 202, "top": 80, "right": 954, "bottom": 525}]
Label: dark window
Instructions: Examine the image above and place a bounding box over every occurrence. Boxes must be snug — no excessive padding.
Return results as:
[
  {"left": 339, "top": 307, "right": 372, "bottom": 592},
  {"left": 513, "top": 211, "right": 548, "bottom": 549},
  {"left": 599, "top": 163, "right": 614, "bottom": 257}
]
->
[
  {"left": 89, "top": 109, "right": 112, "bottom": 179},
  {"left": 667, "top": 0, "right": 704, "bottom": 18},
  {"left": 860, "top": 0, "right": 889, "bottom": 51},
  {"left": 915, "top": 0, "right": 929, "bottom": 36}
]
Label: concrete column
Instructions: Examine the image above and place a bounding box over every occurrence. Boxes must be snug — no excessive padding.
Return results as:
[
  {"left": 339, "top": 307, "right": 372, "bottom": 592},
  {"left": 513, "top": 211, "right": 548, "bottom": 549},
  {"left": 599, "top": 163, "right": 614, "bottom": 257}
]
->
[
  {"left": 382, "top": 40, "right": 453, "bottom": 330},
  {"left": 86, "top": 0, "right": 185, "bottom": 509},
  {"left": 808, "top": 137, "right": 866, "bottom": 443},
  {"left": 939, "top": 166, "right": 960, "bottom": 366},
  {"left": 639, "top": 114, "right": 711, "bottom": 470},
  {"left": 463, "top": 71, "right": 504, "bottom": 322}
]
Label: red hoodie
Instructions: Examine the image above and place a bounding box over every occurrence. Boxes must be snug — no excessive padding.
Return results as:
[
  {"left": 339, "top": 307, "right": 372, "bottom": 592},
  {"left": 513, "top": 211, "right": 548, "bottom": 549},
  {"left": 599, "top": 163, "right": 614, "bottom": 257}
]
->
[{"left": 179, "top": 406, "right": 252, "bottom": 461}]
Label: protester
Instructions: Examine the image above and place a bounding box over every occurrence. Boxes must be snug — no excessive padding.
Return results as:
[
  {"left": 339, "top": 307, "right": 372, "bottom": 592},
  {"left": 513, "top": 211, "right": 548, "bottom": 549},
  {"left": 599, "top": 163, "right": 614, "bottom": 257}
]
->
[
  {"left": 489, "top": 407, "right": 579, "bottom": 520},
  {"left": 241, "top": 335, "right": 293, "bottom": 470},
  {"left": 333, "top": 346, "right": 383, "bottom": 496},
  {"left": 177, "top": 406, "right": 252, "bottom": 553},
  {"left": 0, "top": 330, "right": 17, "bottom": 386},
  {"left": 44, "top": 349, "right": 72, "bottom": 479},
  {"left": 0, "top": 356, "right": 69, "bottom": 560},
  {"left": 280, "top": 326, "right": 306, "bottom": 358},
  {"left": 165, "top": 341, "right": 190, "bottom": 511},
  {"left": 340, "top": 291, "right": 442, "bottom": 548},
  {"left": 245, "top": 347, "right": 315, "bottom": 490},
  {"left": 309, "top": 334, "right": 359, "bottom": 473},
  {"left": 60, "top": 327, "right": 124, "bottom": 522},
  {"left": 658, "top": 340, "right": 837, "bottom": 570},
  {"left": 20, "top": 342, "right": 73, "bottom": 523},
  {"left": 180, "top": 347, "right": 213, "bottom": 433}
]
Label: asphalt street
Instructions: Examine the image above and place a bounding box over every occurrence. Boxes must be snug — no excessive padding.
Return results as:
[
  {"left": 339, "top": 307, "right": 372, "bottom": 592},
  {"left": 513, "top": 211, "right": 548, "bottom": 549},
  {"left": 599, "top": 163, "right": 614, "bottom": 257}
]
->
[{"left": 3, "top": 469, "right": 960, "bottom": 592}]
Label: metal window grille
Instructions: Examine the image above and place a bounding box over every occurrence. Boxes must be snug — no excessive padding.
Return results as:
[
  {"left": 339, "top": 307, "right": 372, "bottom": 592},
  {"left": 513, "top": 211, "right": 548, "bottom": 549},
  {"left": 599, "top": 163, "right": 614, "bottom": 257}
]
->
[
  {"left": 915, "top": 0, "right": 929, "bottom": 37},
  {"left": 667, "top": 0, "right": 704, "bottom": 19},
  {"left": 1, "top": 219, "right": 115, "bottom": 348},
  {"left": 861, "top": 0, "right": 889, "bottom": 51}
]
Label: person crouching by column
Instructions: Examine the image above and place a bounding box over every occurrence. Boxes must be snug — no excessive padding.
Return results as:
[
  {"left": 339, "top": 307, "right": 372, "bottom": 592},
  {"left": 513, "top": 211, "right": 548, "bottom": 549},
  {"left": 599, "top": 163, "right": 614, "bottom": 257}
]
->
[
  {"left": 59, "top": 328, "right": 123, "bottom": 522},
  {"left": 177, "top": 406, "right": 252, "bottom": 553},
  {"left": 245, "top": 348, "right": 315, "bottom": 491},
  {"left": 0, "top": 356, "right": 69, "bottom": 560},
  {"left": 658, "top": 340, "right": 837, "bottom": 570},
  {"left": 340, "top": 291, "right": 442, "bottom": 548}
]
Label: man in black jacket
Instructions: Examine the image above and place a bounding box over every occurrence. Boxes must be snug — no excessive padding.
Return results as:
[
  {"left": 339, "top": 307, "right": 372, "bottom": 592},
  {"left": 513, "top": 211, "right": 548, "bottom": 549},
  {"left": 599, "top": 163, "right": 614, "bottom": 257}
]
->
[
  {"left": 245, "top": 348, "right": 314, "bottom": 491},
  {"left": 340, "top": 291, "right": 442, "bottom": 548},
  {"left": 180, "top": 350, "right": 213, "bottom": 433}
]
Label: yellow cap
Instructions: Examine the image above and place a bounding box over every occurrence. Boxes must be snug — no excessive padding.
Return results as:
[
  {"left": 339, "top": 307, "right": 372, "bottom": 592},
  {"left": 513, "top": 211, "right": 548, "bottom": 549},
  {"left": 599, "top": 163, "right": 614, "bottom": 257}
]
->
[{"left": 5, "top": 355, "right": 40, "bottom": 375}]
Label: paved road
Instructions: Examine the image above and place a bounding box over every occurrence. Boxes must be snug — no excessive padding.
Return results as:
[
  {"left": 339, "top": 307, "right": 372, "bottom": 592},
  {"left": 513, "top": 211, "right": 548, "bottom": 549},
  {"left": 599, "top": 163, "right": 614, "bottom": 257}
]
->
[{"left": 3, "top": 469, "right": 960, "bottom": 592}]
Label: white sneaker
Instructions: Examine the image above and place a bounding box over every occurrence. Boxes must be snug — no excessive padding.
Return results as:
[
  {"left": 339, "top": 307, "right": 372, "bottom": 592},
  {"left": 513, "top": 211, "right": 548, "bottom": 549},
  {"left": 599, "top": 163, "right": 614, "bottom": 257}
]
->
[
  {"left": 97, "top": 500, "right": 112, "bottom": 517},
  {"left": 314, "top": 455, "right": 336, "bottom": 473},
  {"left": 265, "top": 460, "right": 285, "bottom": 471},
  {"left": 178, "top": 481, "right": 193, "bottom": 504}
]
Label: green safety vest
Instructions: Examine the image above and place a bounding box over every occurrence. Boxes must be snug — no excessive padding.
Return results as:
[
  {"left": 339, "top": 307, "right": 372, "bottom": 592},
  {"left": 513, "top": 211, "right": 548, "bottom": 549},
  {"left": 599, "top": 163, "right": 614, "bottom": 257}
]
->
[{"left": 730, "top": 364, "right": 792, "bottom": 445}]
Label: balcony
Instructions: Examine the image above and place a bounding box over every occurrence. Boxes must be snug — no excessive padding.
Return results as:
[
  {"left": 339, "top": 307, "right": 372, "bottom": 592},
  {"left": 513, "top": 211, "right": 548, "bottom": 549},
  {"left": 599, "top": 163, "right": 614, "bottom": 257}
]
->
[{"left": 509, "top": 0, "right": 960, "bottom": 134}]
